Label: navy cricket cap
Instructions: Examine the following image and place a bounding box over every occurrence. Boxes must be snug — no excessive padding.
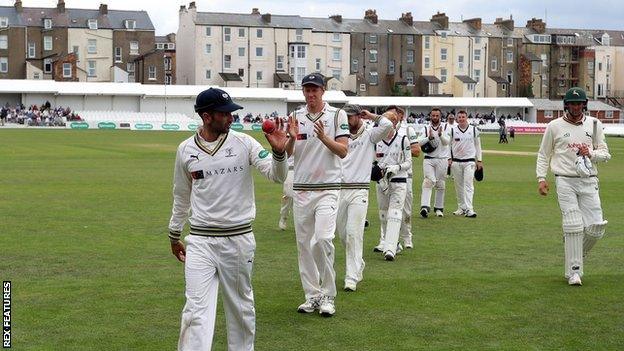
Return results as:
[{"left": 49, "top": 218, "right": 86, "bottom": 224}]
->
[
  {"left": 194, "top": 88, "right": 243, "bottom": 113},
  {"left": 301, "top": 74, "right": 325, "bottom": 88},
  {"left": 342, "top": 104, "right": 362, "bottom": 116}
]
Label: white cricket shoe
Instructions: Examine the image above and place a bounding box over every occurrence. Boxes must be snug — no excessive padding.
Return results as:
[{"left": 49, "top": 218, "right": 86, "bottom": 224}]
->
[
  {"left": 404, "top": 238, "right": 413, "bottom": 249},
  {"left": 297, "top": 296, "right": 320, "bottom": 313},
  {"left": 373, "top": 244, "right": 384, "bottom": 253},
  {"left": 568, "top": 273, "right": 582, "bottom": 286},
  {"left": 278, "top": 217, "right": 287, "bottom": 231},
  {"left": 344, "top": 282, "right": 357, "bottom": 292},
  {"left": 384, "top": 251, "right": 395, "bottom": 261},
  {"left": 464, "top": 210, "right": 477, "bottom": 218},
  {"left": 453, "top": 209, "right": 465, "bottom": 216},
  {"left": 396, "top": 243, "right": 403, "bottom": 255},
  {"left": 435, "top": 209, "right": 444, "bottom": 217},
  {"left": 319, "top": 296, "right": 335, "bottom": 317},
  {"left": 419, "top": 207, "right": 429, "bottom": 218}
]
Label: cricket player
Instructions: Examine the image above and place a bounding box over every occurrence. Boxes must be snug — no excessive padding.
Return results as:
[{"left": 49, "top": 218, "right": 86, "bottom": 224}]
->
[
  {"left": 448, "top": 110, "right": 483, "bottom": 218},
  {"left": 536, "top": 87, "right": 611, "bottom": 286},
  {"left": 419, "top": 108, "right": 450, "bottom": 218},
  {"left": 286, "top": 74, "right": 349, "bottom": 317},
  {"left": 278, "top": 155, "right": 294, "bottom": 230},
  {"left": 374, "top": 112, "right": 412, "bottom": 261},
  {"left": 168, "top": 87, "right": 290, "bottom": 351},
  {"left": 337, "top": 105, "right": 393, "bottom": 291}
]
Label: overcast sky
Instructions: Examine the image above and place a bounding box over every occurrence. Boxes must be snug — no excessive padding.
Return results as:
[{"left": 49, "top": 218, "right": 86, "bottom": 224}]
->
[{"left": 2, "top": 0, "right": 622, "bottom": 35}]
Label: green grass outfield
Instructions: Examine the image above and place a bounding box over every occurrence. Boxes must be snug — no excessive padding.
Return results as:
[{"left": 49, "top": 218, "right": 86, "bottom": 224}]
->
[{"left": 1, "top": 129, "right": 623, "bottom": 350}]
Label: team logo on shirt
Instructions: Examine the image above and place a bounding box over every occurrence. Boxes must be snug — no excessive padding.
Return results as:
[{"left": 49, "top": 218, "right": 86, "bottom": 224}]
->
[
  {"left": 190, "top": 170, "right": 204, "bottom": 179},
  {"left": 563, "top": 132, "right": 570, "bottom": 137},
  {"left": 340, "top": 123, "right": 349, "bottom": 130},
  {"left": 585, "top": 131, "right": 592, "bottom": 138},
  {"left": 225, "top": 148, "right": 236, "bottom": 157},
  {"left": 189, "top": 153, "right": 200, "bottom": 161},
  {"left": 258, "top": 150, "right": 270, "bottom": 159}
]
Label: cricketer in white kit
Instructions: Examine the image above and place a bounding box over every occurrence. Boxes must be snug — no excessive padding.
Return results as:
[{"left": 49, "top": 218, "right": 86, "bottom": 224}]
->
[
  {"left": 337, "top": 105, "right": 394, "bottom": 291},
  {"left": 286, "top": 73, "right": 349, "bottom": 317},
  {"left": 418, "top": 108, "right": 450, "bottom": 218},
  {"left": 448, "top": 110, "right": 483, "bottom": 218},
  {"left": 536, "top": 87, "right": 611, "bottom": 286},
  {"left": 168, "top": 88, "right": 290, "bottom": 351},
  {"left": 278, "top": 155, "right": 295, "bottom": 230}
]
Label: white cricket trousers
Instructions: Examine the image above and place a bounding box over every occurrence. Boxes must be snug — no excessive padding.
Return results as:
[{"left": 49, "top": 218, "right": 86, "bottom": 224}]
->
[
  {"left": 421, "top": 158, "right": 447, "bottom": 210},
  {"left": 336, "top": 188, "right": 369, "bottom": 286},
  {"left": 178, "top": 233, "right": 256, "bottom": 351},
  {"left": 293, "top": 190, "right": 339, "bottom": 299},
  {"left": 399, "top": 176, "right": 413, "bottom": 245},
  {"left": 279, "top": 170, "right": 294, "bottom": 221},
  {"left": 451, "top": 161, "right": 476, "bottom": 212},
  {"left": 556, "top": 176, "right": 605, "bottom": 278},
  {"left": 376, "top": 181, "right": 407, "bottom": 255}
]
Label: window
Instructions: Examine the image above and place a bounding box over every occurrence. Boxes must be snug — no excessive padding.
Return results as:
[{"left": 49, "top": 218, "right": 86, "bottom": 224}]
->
[
  {"left": 440, "top": 32, "right": 447, "bottom": 39},
  {"left": 406, "top": 71, "right": 414, "bottom": 85},
  {"left": 238, "top": 68, "right": 245, "bottom": 77},
  {"left": 458, "top": 55, "right": 464, "bottom": 70},
  {"left": 333, "top": 47, "right": 341, "bottom": 61},
  {"left": 224, "top": 55, "right": 231, "bottom": 68},
  {"left": 474, "top": 49, "right": 481, "bottom": 61},
  {"left": 532, "top": 61, "right": 540, "bottom": 74},
  {"left": 156, "top": 43, "right": 164, "bottom": 50},
  {"left": 331, "top": 69, "right": 341, "bottom": 81},
  {"left": 256, "top": 29, "right": 263, "bottom": 38},
  {"left": 0, "top": 35, "right": 7, "bottom": 49},
  {"left": 297, "top": 45, "right": 305, "bottom": 58},
  {"left": 424, "top": 36, "right": 430, "bottom": 49},
  {"left": 0, "top": 17, "right": 7, "bottom": 28},
  {"left": 588, "top": 61, "right": 594, "bottom": 71},
  {"left": 467, "top": 83, "right": 474, "bottom": 91},
  {"left": 0, "top": 57, "right": 7, "bottom": 73},
  {"left": 332, "top": 33, "right": 340, "bottom": 42},
  {"left": 28, "top": 42, "right": 35, "bottom": 58},
  {"left": 205, "top": 44, "right": 211, "bottom": 54},
  {"left": 238, "top": 28, "right": 245, "bottom": 37},
  {"left": 224, "top": 27, "right": 231, "bottom": 42},
  {"left": 597, "top": 83, "right": 604, "bottom": 96},
  {"left": 87, "top": 39, "right": 97, "bottom": 54},
  {"left": 205, "top": 69, "right": 211, "bottom": 79},
  {"left": 44, "top": 36, "right": 53, "bottom": 51},
  {"left": 33, "top": 72, "right": 40, "bottom": 79},
  {"left": 148, "top": 65, "right": 156, "bottom": 80},
  {"left": 130, "top": 41, "right": 139, "bottom": 55},
  {"left": 238, "top": 47, "right": 245, "bottom": 57},
  {"left": 369, "top": 34, "right": 377, "bottom": 44},
  {"left": 441, "top": 48, "right": 447, "bottom": 61},
  {"left": 475, "top": 37, "right": 481, "bottom": 44},
  {"left": 507, "top": 70, "right": 513, "bottom": 84},
  {"left": 114, "top": 47, "right": 122, "bottom": 62},
  {"left": 166, "top": 43, "right": 175, "bottom": 50},
  {"left": 369, "top": 49, "right": 378, "bottom": 63},
  {"left": 541, "top": 54, "right": 548, "bottom": 67},
  {"left": 88, "top": 19, "right": 97, "bottom": 30},
  {"left": 544, "top": 110, "right": 553, "bottom": 119},
  {"left": 256, "top": 71, "right": 263, "bottom": 81},
  {"left": 63, "top": 63, "right": 71, "bottom": 77},
  {"left": 87, "top": 60, "right": 96, "bottom": 77},
  {"left": 369, "top": 71, "right": 378, "bottom": 85},
  {"left": 124, "top": 20, "right": 136, "bottom": 30},
  {"left": 165, "top": 74, "right": 172, "bottom": 85},
  {"left": 424, "top": 56, "right": 430, "bottom": 69},
  {"left": 73, "top": 46, "right": 79, "bottom": 60},
  {"left": 296, "top": 29, "right": 303, "bottom": 42},
  {"left": 315, "top": 58, "right": 321, "bottom": 72},
  {"left": 256, "top": 47, "right": 263, "bottom": 57},
  {"left": 389, "top": 59, "right": 395, "bottom": 74},
  {"left": 441, "top": 68, "right": 447, "bottom": 83},
  {"left": 407, "top": 35, "right": 414, "bottom": 45},
  {"left": 351, "top": 59, "right": 358, "bottom": 72},
  {"left": 277, "top": 55, "right": 284, "bottom": 71},
  {"left": 43, "top": 58, "right": 52, "bottom": 73},
  {"left": 502, "top": 84, "right": 506, "bottom": 91},
  {"left": 43, "top": 18, "right": 52, "bottom": 29},
  {"left": 164, "top": 57, "right": 172, "bottom": 71},
  {"left": 598, "top": 62, "right": 602, "bottom": 71},
  {"left": 606, "top": 110, "right": 614, "bottom": 119},
  {"left": 506, "top": 50, "right": 513, "bottom": 63},
  {"left": 407, "top": 50, "right": 414, "bottom": 63},
  {"left": 127, "top": 62, "right": 135, "bottom": 73},
  {"left": 474, "top": 69, "right": 481, "bottom": 82},
  {"left": 602, "top": 33, "right": 611, "bottom": 46},
  {"left": 296, "top": 67, "right": 306, "bottom": 84},
  {"left": 507, "top": 37, "right": 513, "bottom": 47},
  {"left": 206, "top": 27, "right": 211, "bottom": 36}
]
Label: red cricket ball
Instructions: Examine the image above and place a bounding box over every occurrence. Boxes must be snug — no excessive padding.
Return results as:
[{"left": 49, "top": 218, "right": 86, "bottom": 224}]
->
[{"left": 262, "top": 119, "right": 276, "bottom": 134}]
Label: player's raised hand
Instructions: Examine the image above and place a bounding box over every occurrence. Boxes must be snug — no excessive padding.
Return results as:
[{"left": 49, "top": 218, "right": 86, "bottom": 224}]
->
[
  {"left": 360, "top": 109, "right": 377, "bottom": 120},
  {"left": 287, "top": 115, "right": 298, "bottom": 139},
  {"left": 538, "top": 180, "right": 549, "bottom": 196},
  {"left": 265, "top": 117, "right": 289, "bottom": 154},
  {"left": 314, "top": 120, "right": 327, "bottom": 141}
]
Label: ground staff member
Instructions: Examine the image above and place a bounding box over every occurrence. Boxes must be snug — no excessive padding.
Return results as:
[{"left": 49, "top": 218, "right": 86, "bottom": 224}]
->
[
  {"left": 536, "top": 87, "right": 611, "bottom": 286},
  {"left": 168, "top": 87, "right": 290, "bottom": 350}
]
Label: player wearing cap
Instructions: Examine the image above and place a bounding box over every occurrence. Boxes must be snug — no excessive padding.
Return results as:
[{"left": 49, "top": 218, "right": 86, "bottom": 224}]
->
[
  {"left": 285, "top": 74, "right": 349, "bottom": 317},
  {"left": 418, "top": 108, "right": 450, "bottom": 218},
  {"left": 169, "top": 88, "right": 291, "bottom": 350},
  {"left": 337, "top": 105, "right": 393, "bottom": 291}
]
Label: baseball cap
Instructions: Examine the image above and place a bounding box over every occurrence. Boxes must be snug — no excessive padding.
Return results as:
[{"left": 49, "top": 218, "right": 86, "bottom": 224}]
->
[
  {"left": 301, "top": 74, "right": 325, "bottom": 88},
  {"left": 194, "top": 88, "right": 243, "bottom": 113},
  {"left": 342, "top": 104, "right": 362, "bottom": 116}
]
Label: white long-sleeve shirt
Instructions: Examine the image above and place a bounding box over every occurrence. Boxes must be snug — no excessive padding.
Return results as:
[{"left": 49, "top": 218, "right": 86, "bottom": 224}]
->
[
  {"left": 448, "top": 124, "right": 483, "bottom": 161},
  {"left": 341, "top": 116, "right": 394, "bottom": 189},
  {"left": 536, "top": 115, "right": 610, "bottom": 180},
  {"left": 375, "top": 131, "right": 412, "bottom": 179},
  {"left": 168, "top": 130, "right": 287, "bottom": 240},
  {"left": 417, "top": 122, "right": 451, "bottom": 159}
]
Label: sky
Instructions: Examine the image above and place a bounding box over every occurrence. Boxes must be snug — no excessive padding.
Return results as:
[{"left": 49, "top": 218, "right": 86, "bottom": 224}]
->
[{"left": 1, "top": 0, "right": 622, "bottom": 35}]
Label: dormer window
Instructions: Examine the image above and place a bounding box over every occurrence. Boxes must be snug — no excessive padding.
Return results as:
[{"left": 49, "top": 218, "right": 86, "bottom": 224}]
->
[
  {"left": 124, "top": 20, "right": 136, "bottom": 30},
  {"left": 602, "top": 33, "right": 611, "bottom": 46},
  {"left": 0, "top": 17, "right": 8, "bottom": 28},
  {"left": 88, "top": 19, "right": 98, "bottom": 30},
  {"left": 43, "top": 18, "right": 52, "bottom": 29}
]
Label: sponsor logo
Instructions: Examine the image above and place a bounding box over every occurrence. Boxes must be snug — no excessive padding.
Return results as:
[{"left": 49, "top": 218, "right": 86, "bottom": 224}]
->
[
  {"left": 340, "top": 123, "right": 349, "bottom": 130},
  {"left": 563, "top": 132, "right": 570, "bottom": 137},
  {"left": 162, "top": 123, "right": 180, "bottom": 130},
  {"left": 572, "top": 90, "right": 580, "bottom": 96},
  {"left": 70, "top": 122, "right": 89, "bottom": 129},
  {"left": 251, "top": 124, "right": 263, "bottom": 131},
  {"left": 98, "top": 122, "right": 116, "bottom": 129},
  {"left": 191, "top": 170, "right": 204, "bottom": 179},
  {"left": 135, "top": 123, "right": 153, "bottom": 130},
  {"left": 188, "top": 123, "right": 200, "bottom": 130},
  {"left": 585, "top": 131, "right": 592, "bottom": 138},
  {"left": 203, "top": 166, "right": 245, "bottom": 176},
  {"left": 231, "top": 123, "right": 244, "bottom": 131},
  {"left": 189, "top": 153, "right": 200, "bottom": 161},
  {"left": 222, "top": 93, "right": 230, "bottom": 99},
  {"left": 225, "top": 148, "right": 236, "bottom": 157},
  {"left": 296, "top": 133, "right": 308, "bottom": 140},
  {"left": 258, "top": 150, "right": 270, "bottom": 159}
]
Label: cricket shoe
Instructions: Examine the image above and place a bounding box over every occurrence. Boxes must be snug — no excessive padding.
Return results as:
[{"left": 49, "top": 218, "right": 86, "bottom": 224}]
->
[
  {"left": 464, "top": 210, "right": 477, "bottom": 218},
  {"left": 396, "top": 243, "right": 403, "bottom": 255},
  {"left": 278, "top": 217, "right": 287, "bottom": 231},
  {"left": 453, "top": 209, "right": 466, "bottom": 216},
  {"left": 344, "top": 282, "right": 357, "bottom": 292},
  {"left": 384, "top": 251, "right": 395, "bottom": 261},
  {"left": 403, "top": 238, "right": 413, "bottom": 249},
  {"left": 568, "top": 273, "right": 582, "bottom": 286},
  {"left": 419, "top": 206, "right": 429, "bottom": 218},
  {"left": 373, "top": 244, "right": 384, "bottom": 253},
  {"left": 434, "top": 209, "right": 444, "bottom": 217},
  {"left": 297, "top": 296, "right": 320, "bottom": 313},
  {"left": 319, "top": 296, "right": 336, "bottom": 317}
]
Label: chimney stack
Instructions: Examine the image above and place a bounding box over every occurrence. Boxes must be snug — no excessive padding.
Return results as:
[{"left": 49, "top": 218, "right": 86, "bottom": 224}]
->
[
  {"left": 431, "top": 12, "right": 449, "bottom": 30},
  {"left": 57, "top": 0, "right": 65, "bottom": 13},
  {"left": 495, "top": 16, "right": 514, "bottom": 31},
  {"left": 99, "top": 4, "right": 108, "bottom": 15},
  {"left": 400, "top": 12, "right": 413, "bottom": 26},
  {"left": 526, "top": 18, "right": 546, "bottom": 34},
  {"left": 329, "top": 14, "right": 342, "bottom": 23},
  {"left": 463, "top": 18, "right": 482, "bottom": 31},
  {"left": 179, "top": 5, "right": 186, "bottom": 13},
  {"left": 364, "top": 9, "right": 378, "bottom": 24},
  {"left": 189, "top": 2, "right": 196, "bottom": 10},
  {"left": 261, "top": 13, "right": 271, "bottom": 23},
  {"left": 251, "top": 8, "right": 260, "bottom": 15},
  {"left": 14, "top": 0, "right": 22, "bottom": 13}
]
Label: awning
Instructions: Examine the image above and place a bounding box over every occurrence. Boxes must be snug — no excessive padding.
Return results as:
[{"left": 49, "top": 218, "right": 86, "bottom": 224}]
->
[
  {"left": 274, "top": 72, "right": 294, "bottom": 83},
  {"left": 421, "top": 75, "right": 442, "bottom": 84},
  {"left": 523, "top": 52, "right": 542, "bottom": 61},
  {"left": 219, "top": 73, "right": 242, "bottom": 82},
  {"left": 490, "top": 76, "right": 509, "bottom": 84},
  {"left": 455, "top": 75, "right": 477, "bottom": 84}
]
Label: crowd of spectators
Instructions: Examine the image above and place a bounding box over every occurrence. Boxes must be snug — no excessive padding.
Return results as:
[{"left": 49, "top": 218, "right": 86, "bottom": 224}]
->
[{"left": 0, "top": 101, "right": 81, "bottom": 127}]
